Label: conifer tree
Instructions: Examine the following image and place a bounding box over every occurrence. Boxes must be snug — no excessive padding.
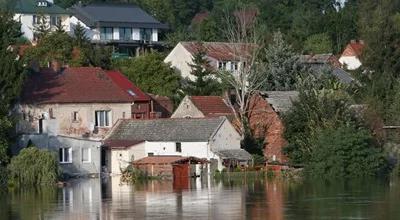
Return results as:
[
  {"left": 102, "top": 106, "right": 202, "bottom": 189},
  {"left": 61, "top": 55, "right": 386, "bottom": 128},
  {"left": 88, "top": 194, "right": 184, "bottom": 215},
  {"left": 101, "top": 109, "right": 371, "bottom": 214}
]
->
[{"left": 73, "top": 23, "right": 89, "bottom": 48}]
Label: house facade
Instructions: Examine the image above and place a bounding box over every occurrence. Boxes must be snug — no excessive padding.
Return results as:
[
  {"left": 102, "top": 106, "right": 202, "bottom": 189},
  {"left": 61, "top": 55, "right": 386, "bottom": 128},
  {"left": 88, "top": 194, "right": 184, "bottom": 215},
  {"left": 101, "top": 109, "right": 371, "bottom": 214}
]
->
[
  {"left": 339, "top": 40, "right": 365, "bottom": 70},
  {"left": 164, "top": 42, "right": 252, "bottom": 81},
  {"left": 68, "top": 3, "right": 168, "bottom": 57},
  {"left": 15, "top": 67, "right": 152, "bottom": 175},
  {"left": 104, "top": 117, "right": 252, "bottom": 174},
  {"left": 12, "top": 0, "right": 70, "bottom": 42}
]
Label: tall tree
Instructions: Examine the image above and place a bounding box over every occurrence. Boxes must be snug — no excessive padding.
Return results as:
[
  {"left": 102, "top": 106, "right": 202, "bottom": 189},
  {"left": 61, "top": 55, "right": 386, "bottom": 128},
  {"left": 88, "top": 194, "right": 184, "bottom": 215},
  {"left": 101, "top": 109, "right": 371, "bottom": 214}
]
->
[
  {"left": 0, "top": 13, "right": 24, "bottom": 165},
  {"left": 183, "top": 49, "right": 223, "bottom": 96}
]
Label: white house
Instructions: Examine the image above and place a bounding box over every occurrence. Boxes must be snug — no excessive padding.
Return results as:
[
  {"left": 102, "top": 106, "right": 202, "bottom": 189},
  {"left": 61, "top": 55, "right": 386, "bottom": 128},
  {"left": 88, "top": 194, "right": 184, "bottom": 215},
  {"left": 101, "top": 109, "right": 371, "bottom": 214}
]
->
[
  {"left": 12, "top": 0, "right": 70, "bottom": 42},
  {"left": 68, "top": 3, "right": 168, "bottom": 57},
  {"left": 339, "top": 40, "right": 365, "bottom": 70},
  {"left": 164, "top": 42, "right": 253, "bottom": 81},
  {"left": 103, "top": 117, "right": 252, "bottom": 174}
]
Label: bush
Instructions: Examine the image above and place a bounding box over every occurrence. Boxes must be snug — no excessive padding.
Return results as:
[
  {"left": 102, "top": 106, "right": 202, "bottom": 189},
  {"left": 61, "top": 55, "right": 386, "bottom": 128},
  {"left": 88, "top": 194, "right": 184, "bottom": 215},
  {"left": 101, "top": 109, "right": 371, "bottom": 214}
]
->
[
  {"left": 8, "top": 147, "right": 59, "bottom": 186},
  {"left": 307, "top": 125, "right": 388, "bottom": 178}
]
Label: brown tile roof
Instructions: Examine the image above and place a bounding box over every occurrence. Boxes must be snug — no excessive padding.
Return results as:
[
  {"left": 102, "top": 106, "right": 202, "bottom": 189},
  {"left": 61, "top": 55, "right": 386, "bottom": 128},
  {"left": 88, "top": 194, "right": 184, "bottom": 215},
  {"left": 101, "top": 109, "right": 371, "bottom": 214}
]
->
[
  {"left": 342, "top": 41, "right": 364, "bottom": 57},
  {"left": 21, "top": 67, "right": 142, "bottom": 104},
  {"left": 180, "top": 41, "right": 254, "bottom": 61},
  {"left": 133, "top": 156, "right": 206, "bottom": 165},
  {"left": 189, "top": 96, "right": 234, "bottom": 117}
]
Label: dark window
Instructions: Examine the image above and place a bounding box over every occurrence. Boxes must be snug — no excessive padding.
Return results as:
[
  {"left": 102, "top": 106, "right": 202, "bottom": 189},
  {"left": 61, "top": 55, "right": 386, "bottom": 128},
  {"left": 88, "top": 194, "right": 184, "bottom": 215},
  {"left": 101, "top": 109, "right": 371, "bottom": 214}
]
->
[
  {"left": 119, "top": 27, "right": 132, "bottom": 41},
  {"left": 100, "top": 27, "right": 113, "bottom": 40},
  {"left": 38, "top": 119, "right": 43, "bottom": 134},
  {"left": 148, "top": 152, "right": 154, "bottom": 157},
  {"left": 59, "top": 147, "right": 72, "bottom": 163},
  {"left": 50, "top": 16, "right": 61, "bottom": 26},
  {"left": 176, "top": 142, "right": 182, "bottom": 152},
  {"left": 140, "top": 28, "right": 152, "bottom": 41},
  {"left": 73, "top": 111, "right": 78, "bottom": 122},
  {"left": 95, "top": 110, "right": 110, "bottom": 127},
  {"left": 49, "top": 108, "right": 54, "bottom": 119}
]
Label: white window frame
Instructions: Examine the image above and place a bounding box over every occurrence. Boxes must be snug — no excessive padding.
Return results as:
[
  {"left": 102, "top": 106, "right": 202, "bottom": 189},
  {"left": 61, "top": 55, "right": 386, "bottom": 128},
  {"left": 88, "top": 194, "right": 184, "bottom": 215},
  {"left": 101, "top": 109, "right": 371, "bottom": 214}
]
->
[
  {"left": 95, "top": 110, "right": 111, "bottom": 127},
  {"left": 81, "top": 148, "right": 91, "bottom": 163},
  {"left": 59, "top": 147, "right": 72, "bottom": 164}
]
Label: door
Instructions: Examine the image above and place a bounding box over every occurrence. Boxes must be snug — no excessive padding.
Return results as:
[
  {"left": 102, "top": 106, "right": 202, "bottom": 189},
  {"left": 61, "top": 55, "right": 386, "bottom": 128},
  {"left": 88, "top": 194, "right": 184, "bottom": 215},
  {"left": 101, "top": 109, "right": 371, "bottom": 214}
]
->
[{"left": 173, "top": 164, "right": 189, "bottom": 189}]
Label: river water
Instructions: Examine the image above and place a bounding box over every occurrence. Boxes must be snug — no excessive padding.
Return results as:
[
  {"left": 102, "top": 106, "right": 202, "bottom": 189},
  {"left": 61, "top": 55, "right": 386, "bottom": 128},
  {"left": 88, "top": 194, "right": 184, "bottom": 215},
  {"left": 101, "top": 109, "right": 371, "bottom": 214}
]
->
[{"left": 1, "top": 176, "right": 400, "bottom": 220}]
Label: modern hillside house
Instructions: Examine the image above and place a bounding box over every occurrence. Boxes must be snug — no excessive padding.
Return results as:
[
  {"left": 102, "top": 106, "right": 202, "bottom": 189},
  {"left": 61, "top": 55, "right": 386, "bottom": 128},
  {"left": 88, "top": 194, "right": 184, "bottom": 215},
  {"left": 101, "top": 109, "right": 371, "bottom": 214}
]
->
[
  {"left": 12, "top": 0, "right": 70, "bottom": 42},
  {"left": 69, "top": 3, "right": 168, "bottom": 57}
]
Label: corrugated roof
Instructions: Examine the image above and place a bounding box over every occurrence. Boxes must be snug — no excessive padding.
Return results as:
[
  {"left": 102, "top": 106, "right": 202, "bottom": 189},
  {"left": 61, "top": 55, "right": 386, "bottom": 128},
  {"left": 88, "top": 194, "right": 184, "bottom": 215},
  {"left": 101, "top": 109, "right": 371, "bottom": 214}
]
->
[
  {"left": 264, "top": 91, "right": 299, "bottom": 113},
  {"left": 107, "top": 117, "right": 226, "bottom": 142},
  {"left": 190, "top": 96, "right": 233, "bottom": 117},
  {"left": 21, "top": 67, "right": 144, "bottom": 104},
  {"left": 13, "top": 0, "right": 68, "bottom": 14},
  {"left": 180, "top": 42, "right": 254, "bottom": 61},
  {"left": 69, "top": 3, "right": 168, "bottom": 29}
]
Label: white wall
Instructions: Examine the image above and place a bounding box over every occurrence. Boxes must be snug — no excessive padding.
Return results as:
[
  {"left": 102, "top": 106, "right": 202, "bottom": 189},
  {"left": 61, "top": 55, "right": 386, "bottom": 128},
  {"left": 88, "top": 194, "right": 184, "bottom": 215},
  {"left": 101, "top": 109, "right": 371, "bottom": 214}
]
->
[
  {"left": 339, "top": 56, "right": 362, "bottom": 70},
  {"left": 209, "top": 119, "right": 241, "bottom": 152},
  {"left": 133, "top": 28, "right": 140, "bottom": 40},
  {"left": 69, "top": 16, "right": 98, "bottom": 40},
  {"left": 110, "top": 142, "right": 146, "bottom": 174},
  {"left": 164, "top": 43, "right": 195, "bottom": 80},
  {"left": 171, "top": 96, "right": 205, "bottom": 118}
]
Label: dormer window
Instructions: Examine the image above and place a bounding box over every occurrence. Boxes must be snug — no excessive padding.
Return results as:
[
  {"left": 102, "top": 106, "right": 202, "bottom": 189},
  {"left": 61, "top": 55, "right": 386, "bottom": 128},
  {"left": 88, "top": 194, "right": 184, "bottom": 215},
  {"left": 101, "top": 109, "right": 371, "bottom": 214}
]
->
[{"left": 37, "top": 1, "right": 48, "bottom": 7}]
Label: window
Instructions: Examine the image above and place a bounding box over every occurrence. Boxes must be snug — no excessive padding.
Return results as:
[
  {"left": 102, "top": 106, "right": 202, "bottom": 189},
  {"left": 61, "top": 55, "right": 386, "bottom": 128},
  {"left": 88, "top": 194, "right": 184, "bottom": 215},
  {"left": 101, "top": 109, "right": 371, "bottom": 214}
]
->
[
  {"left": 95, "top": 110, "right": 111, "bottom": 127},
  {"left": 59, "top": 147, "right": 72, "bottom": 163},
  {"left": 38, "top": 119, "right": 43, "bottom": 134},
  {"left": 122, "top": 112, "right": 126, "bottom": 119},
  {"left": 232, "top": 62, "right": 238, "bottom": 71},
  {"left": 176, "top": 142, "right": 182, "bottom": 152},
  {"left": 49, "top": 108, "right": 54, "bottom": 119},
  {"left": 140, "top": 28, "right": 152, "bottom": 41},
  {"left": 119, "top": 27, "right": 132, "bottom": 41},
  {"left": 37, "top": 1, "right": 48, "bottom": 7},
  {"left": 32, "top": 15, "right": 43, "bottom": 25},
  {"left": 50, "top": 16, "right": 61, "bottom": 26},
  {"left": 148, "top": 152, "right": 154, "bottom": 157},
  {"left": 100, "top": 27, "right": 113, "bottom": 40},
  {"left": 218, "top": 61, "right": 227, "bottom": 70},
  {"left": 73, "top": 111, "right": 78, "bottom": 122},
  {"left": 82, "top": 148, "right": 91, "bottom": 163}
]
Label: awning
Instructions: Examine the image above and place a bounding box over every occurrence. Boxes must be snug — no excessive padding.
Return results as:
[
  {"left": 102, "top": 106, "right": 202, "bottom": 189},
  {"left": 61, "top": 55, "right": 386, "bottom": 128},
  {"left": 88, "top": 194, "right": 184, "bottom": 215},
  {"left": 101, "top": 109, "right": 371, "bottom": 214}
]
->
[{"left": 216, "top": 149, "right": 253, "bottom": 161}]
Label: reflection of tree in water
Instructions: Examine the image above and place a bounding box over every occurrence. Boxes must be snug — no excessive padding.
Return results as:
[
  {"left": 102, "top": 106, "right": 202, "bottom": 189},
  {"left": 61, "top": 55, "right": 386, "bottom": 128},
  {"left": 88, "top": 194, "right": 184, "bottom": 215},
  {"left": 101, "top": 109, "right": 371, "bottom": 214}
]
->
[{"left": 2, "top": 187, "right": 58, "bottom": 220}]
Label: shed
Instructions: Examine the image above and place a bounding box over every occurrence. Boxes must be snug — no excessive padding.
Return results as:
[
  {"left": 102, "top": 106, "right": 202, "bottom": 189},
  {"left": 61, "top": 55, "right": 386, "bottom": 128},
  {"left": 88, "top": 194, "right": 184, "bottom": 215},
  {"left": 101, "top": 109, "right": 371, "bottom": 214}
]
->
[
  {"left": 132, "top": 156, "right": 207, "bottom": 178},
  {"left": 215, "top": 149, "right": 253, "bottom": 170}
]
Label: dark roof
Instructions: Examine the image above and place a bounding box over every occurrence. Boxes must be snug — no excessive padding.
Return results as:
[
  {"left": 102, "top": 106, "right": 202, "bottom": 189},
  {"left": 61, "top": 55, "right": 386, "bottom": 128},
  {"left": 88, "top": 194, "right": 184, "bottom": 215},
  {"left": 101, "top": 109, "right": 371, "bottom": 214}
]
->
[
  {"left": 107, "top": 70, "right": 150, "bottom": 102},
  {"left": 103, "top": 140, "right": 144, "bottom": 149},
  {"left": 13, "top": 0, "right": 68, "bottom": 14},
  {"left": 107, "top": 117, "right": 226, "bottom": 142},
  {"left": 264, "top": 91, "right": 299, "bottom": 113},
  {"left": 133, "top": 156, "right": 206, "bottom": 165},
  {"left": 180, "top": 42, "right": 254, "bottom": 61},
  {"left": 21, "top": 67, "right": 145, "bottom": 104},
  {"left": 69, "top": 3, "right": 168, "bottom": 29},
  {"left": 215, "top": 149, "right": 253, "bottom": 161},
  {"left": 189, "top": 96, "right": 233, "bottom": 117}
]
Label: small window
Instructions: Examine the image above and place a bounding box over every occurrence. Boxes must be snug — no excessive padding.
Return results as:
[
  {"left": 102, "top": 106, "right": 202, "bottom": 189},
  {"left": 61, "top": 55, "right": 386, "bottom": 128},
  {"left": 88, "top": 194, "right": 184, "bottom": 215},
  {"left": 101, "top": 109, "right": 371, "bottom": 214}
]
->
[
  {"left": 82, "top": 148, "right": 91, "bottom": 163},
  {"left": 122, "top": 112, "right": 126, "bottom": 119},
  {"left": 148, "top": 152, "right": 154, "bottom": 157},
  {"left": 50, "top": 16, "right": 61, "bottom": 26},
  {"left": 49, "top": 108, "right": 54, "bottom": 119},
  {"left": 95, "top": 110, "right": 111, "bottom": 127},
  {"left": 59, "top": 147, "right": 72, "bottom": 163},
  {"left": 176, "top": 142, "right": 182, "bottom": 152},
  {"left": 232, "top": 62, "right": 238, "bottom": 71},
  {"left": 73, "top": 111, "right": 78, "bottom": 122}
]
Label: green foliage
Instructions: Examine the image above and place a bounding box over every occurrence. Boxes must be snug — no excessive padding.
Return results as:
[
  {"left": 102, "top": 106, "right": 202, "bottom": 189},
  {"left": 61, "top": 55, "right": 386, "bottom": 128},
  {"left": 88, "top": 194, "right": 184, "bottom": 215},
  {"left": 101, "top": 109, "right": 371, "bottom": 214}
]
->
[
  {"left": 114, "top": 52, "right": 181, "bottom": 97},
  {"left": 262, "top": 31, "right": 302, "bottom": 91},
  {"left": 307, "top": 125, "right": 387, "bottom": 178},
  {"left": 73, "top": 23, "right": 89, "bottom": 48},
  {"left": 33, "top": 15, "right": 51, "bottom": 41},
  {"left": 241, "top": 131, "right": 264, "bottom": 156},
  {"left": 8, "top": 147, "right": 59, "bottom": 186},
  {"left": 304, "top": 33, "right": 333, "bottom": 54},
  {"left": 85, "top": 45, "right": 112, "bottom": 69},
  {"left": 182, "top": 50, "right": 224, "bottom": 96}
]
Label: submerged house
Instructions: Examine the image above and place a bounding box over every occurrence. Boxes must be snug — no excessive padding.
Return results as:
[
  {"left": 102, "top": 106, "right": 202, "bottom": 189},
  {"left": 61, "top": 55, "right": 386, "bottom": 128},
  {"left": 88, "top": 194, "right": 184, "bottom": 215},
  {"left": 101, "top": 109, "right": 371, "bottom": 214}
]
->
[
  {"left": 69, "top": 3, "right": 168, "bottom": 57},
  {"left": 15, "top": 67, "right": 152, "bottom": 175},
  {"left": 103, "top": 117, "right": 252, "bottom": 174}
]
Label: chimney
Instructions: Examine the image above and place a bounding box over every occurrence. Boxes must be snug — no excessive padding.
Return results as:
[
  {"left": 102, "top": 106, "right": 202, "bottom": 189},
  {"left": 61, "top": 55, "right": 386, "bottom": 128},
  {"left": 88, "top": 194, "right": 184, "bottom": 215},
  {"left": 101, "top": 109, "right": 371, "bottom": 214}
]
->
[{"left": 50, "top": 60, "right": 61, "bottom": 73}]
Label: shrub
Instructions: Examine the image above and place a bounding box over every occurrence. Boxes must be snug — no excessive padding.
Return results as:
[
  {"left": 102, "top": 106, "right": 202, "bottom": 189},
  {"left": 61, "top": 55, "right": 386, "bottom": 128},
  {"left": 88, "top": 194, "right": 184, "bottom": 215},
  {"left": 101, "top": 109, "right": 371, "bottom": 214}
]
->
[
  {"left": 8, "top": 147, "right": 59, "bottom": 186},
  {"left": 307, "top": 125, "right": 388, "bottom": 178}
]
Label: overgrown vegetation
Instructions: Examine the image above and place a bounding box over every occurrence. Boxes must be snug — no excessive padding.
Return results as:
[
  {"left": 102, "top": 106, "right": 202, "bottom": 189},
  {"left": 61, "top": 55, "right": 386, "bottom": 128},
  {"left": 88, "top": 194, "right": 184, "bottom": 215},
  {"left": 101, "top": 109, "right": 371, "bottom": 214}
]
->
[{"left": 8, "top": 147, "right": 59, "bottom": 186}]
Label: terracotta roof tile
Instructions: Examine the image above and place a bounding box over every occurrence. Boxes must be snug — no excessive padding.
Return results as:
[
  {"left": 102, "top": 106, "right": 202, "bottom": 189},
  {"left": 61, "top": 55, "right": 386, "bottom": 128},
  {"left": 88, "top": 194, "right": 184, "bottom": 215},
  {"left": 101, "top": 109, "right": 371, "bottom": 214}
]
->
[
  {"left": 342, "top": 41, "right": 364, "bottom": 57},
  {"left": 107, "top": 70, "right": 150, "bottom": 101},
  {"left": 21, "top": 67, "right": 145, "bottom": 104},
  {"left": 180, "top": 42, "right": 254, "bottom": 61},
  {"left": 190, "top": 96, "right": 233, "bottom": 117}
]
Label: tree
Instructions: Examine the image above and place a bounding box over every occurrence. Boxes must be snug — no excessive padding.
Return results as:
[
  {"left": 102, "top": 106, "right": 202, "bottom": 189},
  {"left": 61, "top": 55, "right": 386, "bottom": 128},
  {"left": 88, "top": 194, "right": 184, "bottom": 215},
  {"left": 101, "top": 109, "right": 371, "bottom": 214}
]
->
[
  {"left": 8, "top": 147, "right": 59, "bottom": 186},
  {"left": 73, "top": 23, "right": 89, "bottom": 48},
  {"left": 33, "top": 15, "right": 50, "bottom": 41},
  {"left": 263, "top": 31, "right": 302, "bottom": 91},
  {"left": 115, "top": 52, "right": 181, "bottom": 97},
  {"left": 304, "top": 32, "right": 333, "bottom": 54},
  {"left": 183, "top": 49, "right": 224, "bottom": 96},
  {"left": 307, "top": 125, "right": 387, "bottom": 178},
  {"left": 0, "top": 12, "right": 24, "bottom": 165}
]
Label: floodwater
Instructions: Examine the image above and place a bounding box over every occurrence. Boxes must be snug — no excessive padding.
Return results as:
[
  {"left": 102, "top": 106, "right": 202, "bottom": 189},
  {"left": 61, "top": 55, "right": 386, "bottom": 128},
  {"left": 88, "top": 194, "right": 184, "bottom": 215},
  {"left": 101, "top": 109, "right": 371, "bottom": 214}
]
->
[{"left": 1, "top": 176, "right": 400, "bottom": 220}]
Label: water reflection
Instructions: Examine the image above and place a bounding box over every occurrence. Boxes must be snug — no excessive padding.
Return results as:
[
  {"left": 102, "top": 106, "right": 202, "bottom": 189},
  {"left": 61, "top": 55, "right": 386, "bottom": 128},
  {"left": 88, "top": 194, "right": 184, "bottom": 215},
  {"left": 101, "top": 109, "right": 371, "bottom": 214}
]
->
[{"left": 2, "top": 177, "right": 400, "bottom": 219}]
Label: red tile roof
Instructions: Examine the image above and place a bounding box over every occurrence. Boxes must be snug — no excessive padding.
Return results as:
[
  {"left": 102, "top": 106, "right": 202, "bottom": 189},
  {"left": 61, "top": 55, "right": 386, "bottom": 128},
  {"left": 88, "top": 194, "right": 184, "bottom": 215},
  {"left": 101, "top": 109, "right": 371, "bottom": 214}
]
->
[
  {"left": 133, "top": 156, "right": 206, "bottom": 165},
  {"left": 21, "top": 67, "right": 146, "bottom": 104},
  {"left": 180, "top": 42, "right": 254, "bottom": 61},
  {"left": 190, "top": 96, "right": 234, "bottom": 117},
  {"left": 107, "top": 70, "right": 150, "bottom": 101},
  {"left": 342, "top": 41, "right": 364, "bottom": 57}
]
